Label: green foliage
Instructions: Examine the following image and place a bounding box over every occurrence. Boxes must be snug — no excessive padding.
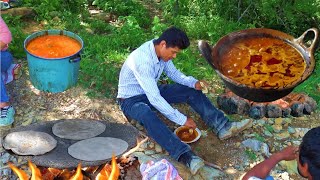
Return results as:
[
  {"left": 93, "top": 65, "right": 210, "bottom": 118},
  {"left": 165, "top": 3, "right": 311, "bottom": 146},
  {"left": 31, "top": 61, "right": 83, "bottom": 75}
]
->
[
  {"left": 94, "top": 0, "right": 151, "bottom": 27},
  {"left": 2, "top": 15, "right": 27, "bottom": 58},
  {"left": 264, "top": 124, "right": 274, "bottom": 133},
  {"left": 6, "top": 0, "right": 320, "bottom": 100},
  {"left": 254, "top": 133, "right": 265, "bottom": 142},
  {"left": 151, "top": 16, "right": 167, "bottom": 36},
  {"left": 162, "top": 0, "right": 320, "bottom": 36},
  {"left": 245, "top": 149, "right": 257, "bottom": 161},
  {"left": 22, "top": 0, "right": 87, "bottom": 20},
  {"left": 116, "top": 16, "right": 149, "bottom": 50}
]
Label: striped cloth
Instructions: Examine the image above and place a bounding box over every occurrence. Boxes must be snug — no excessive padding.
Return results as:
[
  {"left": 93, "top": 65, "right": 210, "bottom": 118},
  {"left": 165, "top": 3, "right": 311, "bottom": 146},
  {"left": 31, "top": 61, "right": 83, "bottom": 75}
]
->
[
  {"left": 117, "top": 40, "right": 198, "bottom": 125},
  {"left": 140, "top": 159, "right": 183, "bottom": 180},
  {"left": 1, "top": 63, "right": 20, "bottom": 84}
]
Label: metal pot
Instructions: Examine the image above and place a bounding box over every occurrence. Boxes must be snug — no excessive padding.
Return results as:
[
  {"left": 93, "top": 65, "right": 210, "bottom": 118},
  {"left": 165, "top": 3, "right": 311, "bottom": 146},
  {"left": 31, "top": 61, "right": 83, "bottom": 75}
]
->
[{"left": 198, "top": 28, "right": 319, "bottom": 102}]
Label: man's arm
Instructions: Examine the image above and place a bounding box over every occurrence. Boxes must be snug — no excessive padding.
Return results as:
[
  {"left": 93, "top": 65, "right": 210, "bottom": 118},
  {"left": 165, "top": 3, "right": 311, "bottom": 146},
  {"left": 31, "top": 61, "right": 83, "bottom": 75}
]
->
[
  {"left": 131, "top": 59, "right": 188, "bottom": 126},
  {"left": 163, "top": 61, "right": 198, "bottom": 88},
  {"left": 242, "top": 146, "right": 298, "bottom": 180}
]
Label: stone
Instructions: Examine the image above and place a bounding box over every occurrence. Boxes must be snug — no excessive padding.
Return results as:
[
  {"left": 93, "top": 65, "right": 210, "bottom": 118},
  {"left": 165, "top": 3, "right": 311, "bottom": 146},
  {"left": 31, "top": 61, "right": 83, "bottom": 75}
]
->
[
  {"left": 144, "top": 150, "right": 156, "bottom": 155},
  {"left": 198, "top": 165, "right": 226, "bottom": 179},
  {"left": 272, "top": 124, "right": 282, "bottom": 133},
  {"left": 287, "top": 127, "right": 296, "bottom": 134},
  {"left": 249, "top": 104, "right": 266, "bottom": 119},
  {"left": 267, "top": 104, "right": 282, "bottom": 118},
  {"left": 275, "top": 132, "right": 290, "bottom": 140},
  {"left": 135, "top": 123, "right": 144, "bottom": 131},
  {"left": 291, "top": 103, "right": 304, "bottom": 117},
  {"left": 155, "top": 144, "right": 163, "bottom": 153},
  {"left": 148, "top": 142, "right": 155, "bottom": 149},
  {"left": 282, "top": 108, "right": 292, "bottom": 117},
  {"left": 241, "top": 139, "right": 266, "bottom": 152},
  {"left": 263, "top": 130, "right": 273, "bottom": 137},
  {"left": 274, "top": 118, "right": 283, "bottom": 125}
]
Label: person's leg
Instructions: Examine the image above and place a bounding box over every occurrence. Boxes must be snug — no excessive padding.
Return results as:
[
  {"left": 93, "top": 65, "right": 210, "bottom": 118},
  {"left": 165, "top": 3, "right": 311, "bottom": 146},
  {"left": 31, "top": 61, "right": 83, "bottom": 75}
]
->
[
  {"left": 159, "top": 83, "right": 252, "bottom": 140},
  {"left": 1, "top": 50, "right": 13, "bottom": 106},
  {"left": 119, "top": 94, "right": 190, "bottom": 160},
  {"left": 0, "top": 50, "right": 15, "bottom": 126},
  {"left": 159, "top": 83, "right": 229, "bottom": 133}
]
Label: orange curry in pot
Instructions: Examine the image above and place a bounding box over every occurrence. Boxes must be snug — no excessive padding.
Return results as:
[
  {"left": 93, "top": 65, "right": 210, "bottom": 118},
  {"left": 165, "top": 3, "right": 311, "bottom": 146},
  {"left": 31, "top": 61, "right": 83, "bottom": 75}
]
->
[
  {"left": 26, "top": 35, "right": 81, "bottom": 58},
  {"left": 220, "top": 37, "right": 306, "bottom": 88}
]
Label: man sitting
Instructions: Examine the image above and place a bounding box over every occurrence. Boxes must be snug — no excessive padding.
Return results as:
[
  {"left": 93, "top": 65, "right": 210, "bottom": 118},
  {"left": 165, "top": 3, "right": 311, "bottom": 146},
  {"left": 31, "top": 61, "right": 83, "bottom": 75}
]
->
[{"left": 117, "top": 26, "right": 253, "bottom": 175}]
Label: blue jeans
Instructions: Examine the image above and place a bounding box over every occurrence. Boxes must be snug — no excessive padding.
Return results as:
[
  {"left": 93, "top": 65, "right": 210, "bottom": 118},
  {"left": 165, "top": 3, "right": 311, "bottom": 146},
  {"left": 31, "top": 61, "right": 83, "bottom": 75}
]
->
[
  {"left": 1, "top": 50, "right": 13, "bottom": 103},
  {"left": 118, "top": 84, "right": 230, "bottom": 160}
]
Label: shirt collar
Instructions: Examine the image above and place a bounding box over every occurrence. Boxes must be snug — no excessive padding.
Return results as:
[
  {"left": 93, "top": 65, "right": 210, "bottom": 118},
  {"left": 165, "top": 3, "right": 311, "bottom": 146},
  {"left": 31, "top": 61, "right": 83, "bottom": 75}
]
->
[{"left": 150, "top": 40, "right": 161, "bottom": 63}]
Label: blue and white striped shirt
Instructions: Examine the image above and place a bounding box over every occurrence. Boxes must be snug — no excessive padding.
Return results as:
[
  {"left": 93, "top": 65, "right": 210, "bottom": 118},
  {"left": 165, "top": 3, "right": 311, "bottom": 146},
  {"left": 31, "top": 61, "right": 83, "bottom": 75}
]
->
[{"left": 117, "top": 40, "right": 198, "bottom": 125}]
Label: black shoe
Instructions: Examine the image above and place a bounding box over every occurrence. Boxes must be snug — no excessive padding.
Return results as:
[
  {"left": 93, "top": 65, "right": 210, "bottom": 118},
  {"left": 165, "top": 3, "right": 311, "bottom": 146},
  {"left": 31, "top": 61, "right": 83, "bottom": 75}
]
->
[{"left": 178, "top": 151, "right": 205, "bottom": 175}]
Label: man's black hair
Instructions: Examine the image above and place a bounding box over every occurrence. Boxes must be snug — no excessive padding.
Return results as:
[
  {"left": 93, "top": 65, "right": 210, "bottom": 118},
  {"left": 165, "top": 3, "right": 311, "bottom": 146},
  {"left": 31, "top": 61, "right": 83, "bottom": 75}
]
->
[
  {"left": 154, "top": 26, "right": 190, "bottom": 49},
  {"left": 299, "top": 126, "right": 320, "bottom": 178}
]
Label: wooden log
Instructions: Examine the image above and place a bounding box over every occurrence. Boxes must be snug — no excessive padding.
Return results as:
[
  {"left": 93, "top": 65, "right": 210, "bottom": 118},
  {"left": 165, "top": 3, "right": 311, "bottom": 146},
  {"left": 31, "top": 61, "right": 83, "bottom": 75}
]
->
[
  {"left": 249, "top": 103, "right": 266, "bottom": 119},
  {"left": 1, "top": 7, "right": 35, "bottom": 17}
]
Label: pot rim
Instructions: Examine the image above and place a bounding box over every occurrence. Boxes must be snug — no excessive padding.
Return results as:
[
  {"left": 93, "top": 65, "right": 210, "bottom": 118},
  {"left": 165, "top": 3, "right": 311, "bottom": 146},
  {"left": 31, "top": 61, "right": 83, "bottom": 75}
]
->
[{"left": 23, "top": 29, "right": 84, "bottom": 60}]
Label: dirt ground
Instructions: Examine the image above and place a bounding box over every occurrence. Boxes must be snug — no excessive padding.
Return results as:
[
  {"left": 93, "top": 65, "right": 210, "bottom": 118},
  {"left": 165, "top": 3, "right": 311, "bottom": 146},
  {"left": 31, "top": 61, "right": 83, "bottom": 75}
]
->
[{"left": 3, "top": 12, "right": 320, "bottom": 180}]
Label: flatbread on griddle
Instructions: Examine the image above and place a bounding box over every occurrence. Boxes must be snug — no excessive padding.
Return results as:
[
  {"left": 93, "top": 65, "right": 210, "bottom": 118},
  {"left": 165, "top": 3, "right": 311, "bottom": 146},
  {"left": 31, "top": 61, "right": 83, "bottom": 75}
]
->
[
  {"left": 3, "top": 130, "right": 57, "bottom": 155},
  {"left": 68, "top": 137, "right": 128, "bottom": 161},
  {"left": 52, "top": 119, "right": 106, "bottom": 140}
]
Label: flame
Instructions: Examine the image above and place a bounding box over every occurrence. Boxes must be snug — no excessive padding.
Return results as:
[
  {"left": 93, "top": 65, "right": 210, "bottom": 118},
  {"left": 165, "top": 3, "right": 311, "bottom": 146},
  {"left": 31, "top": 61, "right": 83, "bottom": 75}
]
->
[
  {"left": 8, "top": 157, "right": 119, "bottom": 180},
  {"left": 8, "top": 162, "right": 29, "bottom": 180},
  {"left": 28, "top": 160, "right": 42, "bottom": 180},
  {"left": 58, "top": 169, "right": 72, "bottom": 180},
  {"left": 70, "top": 162, "right": 83, "bottom": 180},
  {"left": 96, "top": 155, "right": 120, "bottom": 180}
]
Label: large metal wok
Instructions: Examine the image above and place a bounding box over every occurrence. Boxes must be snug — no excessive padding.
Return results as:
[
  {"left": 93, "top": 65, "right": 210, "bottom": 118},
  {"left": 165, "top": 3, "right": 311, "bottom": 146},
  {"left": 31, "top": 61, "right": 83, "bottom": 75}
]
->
[
  {"left": 2, "top": 119, "right": 138, "bottom": 169},
  {"left": 199, "top": 28, "right": 319, "bottom": 102}
]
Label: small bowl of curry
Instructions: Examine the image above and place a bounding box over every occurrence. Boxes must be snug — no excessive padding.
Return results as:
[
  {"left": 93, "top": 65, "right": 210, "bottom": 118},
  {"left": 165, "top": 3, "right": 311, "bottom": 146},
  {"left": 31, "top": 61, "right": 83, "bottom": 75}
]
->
[{"left": 174, "top": 126, "right": 201, "bottom": 144}]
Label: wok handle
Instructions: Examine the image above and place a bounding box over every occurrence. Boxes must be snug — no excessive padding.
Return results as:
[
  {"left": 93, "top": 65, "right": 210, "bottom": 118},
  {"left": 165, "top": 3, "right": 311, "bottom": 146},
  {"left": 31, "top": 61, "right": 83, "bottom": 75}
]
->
[
  {"left": 294, "top": 28, "right": 319, "bottom": 58},
  {"left": 198, "top": 40, "right": 216, "bottom": 69}
]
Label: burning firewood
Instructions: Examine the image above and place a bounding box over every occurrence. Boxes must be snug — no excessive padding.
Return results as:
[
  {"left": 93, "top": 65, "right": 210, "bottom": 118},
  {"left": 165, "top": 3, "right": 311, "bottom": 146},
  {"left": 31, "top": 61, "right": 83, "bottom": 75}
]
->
[
  {"left": 122, "top": 131, "right": 149, "bottom": 158},
  {"left": 70, "top": 163, "right": 84, "bottom": 180},
  {"left": 8, "top": 162, "right": 29, "bottom": 180},
  {"left": 96, "top": 155, "right": 120, "bottom": 180}
]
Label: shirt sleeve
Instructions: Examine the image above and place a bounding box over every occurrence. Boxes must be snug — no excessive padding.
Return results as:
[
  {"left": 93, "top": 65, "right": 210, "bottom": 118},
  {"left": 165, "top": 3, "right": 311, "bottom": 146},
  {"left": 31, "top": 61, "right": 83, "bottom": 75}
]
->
[
  {"left": 163, "top": 61, "right": 198, "bottom": 88},
  {"left": 130, "top": 55, "right": 187, "bottom": 125},
  {"left": 0, "top": 17, "right": 12, "bottom": 46}
]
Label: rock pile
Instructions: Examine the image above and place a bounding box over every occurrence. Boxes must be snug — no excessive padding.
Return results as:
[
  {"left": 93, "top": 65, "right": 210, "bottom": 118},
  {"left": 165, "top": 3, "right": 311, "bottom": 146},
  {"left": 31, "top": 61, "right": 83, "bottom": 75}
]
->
[{"left": 217, "top": 91, "right": 317, "bottom": 119}]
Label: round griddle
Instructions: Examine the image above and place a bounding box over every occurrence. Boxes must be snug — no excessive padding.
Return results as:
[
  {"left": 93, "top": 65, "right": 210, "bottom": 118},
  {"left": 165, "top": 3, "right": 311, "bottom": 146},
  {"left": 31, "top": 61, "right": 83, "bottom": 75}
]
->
[{"left": 2, "top": 119, "right": 138, "bottom": 169}]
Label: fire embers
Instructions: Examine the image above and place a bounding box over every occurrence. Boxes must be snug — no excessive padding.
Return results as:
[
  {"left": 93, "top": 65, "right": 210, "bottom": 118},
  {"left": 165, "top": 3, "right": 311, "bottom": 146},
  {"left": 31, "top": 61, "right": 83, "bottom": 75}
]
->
[
  {"left": 8, "top": 155, "right": 121, "bottom": 180},
  {"left": 217, "top": 91, "right": 317, "bottom": 119}
]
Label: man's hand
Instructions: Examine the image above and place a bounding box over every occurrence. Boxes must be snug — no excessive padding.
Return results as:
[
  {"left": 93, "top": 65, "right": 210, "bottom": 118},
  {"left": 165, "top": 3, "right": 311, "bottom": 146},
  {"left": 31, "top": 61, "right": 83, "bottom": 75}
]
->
[
  {"left": 277, "top": 146, "right": 299, "bottom": 161},
  {"left": 195, "top": 80, "right": 209, "bottom": 91},
  {"left": 184, "top": 117, "right": 197, "bottom": 129}
]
